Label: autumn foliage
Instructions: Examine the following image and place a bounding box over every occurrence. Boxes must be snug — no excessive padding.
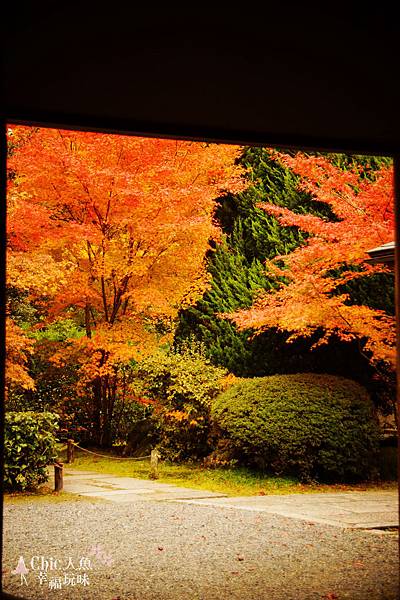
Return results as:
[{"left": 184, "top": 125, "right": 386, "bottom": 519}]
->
[
  {"left": 7, "top": 131, "right": 395, "bottom": 450},
  {"left": 7, "top": 126, "right": 244, "bottom": 443},
  {"left": 230, "top": 150, "right": 395, "bottom": 367},
  {"left": 5, "top": 318, "right": 35, "bottom": 396}
]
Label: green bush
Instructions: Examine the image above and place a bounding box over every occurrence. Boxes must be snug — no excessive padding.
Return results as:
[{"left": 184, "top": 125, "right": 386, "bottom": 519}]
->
[
  {"left": 132, "top": 343, "right": 228, "bottom": 460},
  {"left": 212, "top": 374, "right": 380, "bottom": 482},
  {"left": 4, "top": 411, "right": 59, "bottom": 491},
  {"left": 111, "top": 399, "right": 157, "bottom": 455}
]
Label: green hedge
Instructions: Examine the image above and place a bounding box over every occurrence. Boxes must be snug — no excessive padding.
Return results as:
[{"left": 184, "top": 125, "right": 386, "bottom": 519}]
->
[
  {"left": 4, "top": 411, "right": 59, "bottom": 491},
  {"left": 212, "top": 374, "right": 380, "bottom": 482}
]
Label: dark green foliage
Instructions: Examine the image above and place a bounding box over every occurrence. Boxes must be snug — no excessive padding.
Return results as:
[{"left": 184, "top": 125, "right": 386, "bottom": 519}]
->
[
  {"left": 26, "top": 349, "right": 88, "bottom": 437},
  {"left": 6, "top": 286, "right": 38, "bottom": 327},
  {"left": 121, "top": 414, "right": 160, "bottom": 457},
  {"left": 204, "top": 241, "right": 272, "bottom": 311},
  {"left": 175, "top": 240, "right": 278, "bottom": 375},
  {"left": 223, "top": 147, "right": 337, "bottom": 226},
  {"left": 132, "top": 343, "right": 228, "bottom": 460},
  {"left": 29, "top": 325, "right": 83, "bottom": 413},
  {"left": 176, "top": 147, "right": 339, "bottom": 370},
  {"left": 6, "top": 319, "right": 93, "bottom": 440},
  {"left": 214, "top": 194, "right": 308, "bottom": 264},
  {"left": 282, "top": 149, "right": 392, "bottom": 182},
  {"left": 176, "top": 147, "right": 394, "bottom": 406},
  {"left": 175, "top": 147, "right": 321, "bottom": 372},
  {"left": 212, "top": 374, "right": 380, "bottom": 482},
  {"left": 335, "top": 268, "right": 395, "bottom": 315},
  {"left": 111, "top": 397, "right": 154, "bottom": 453},
  {"left": 4, "top": 411, "right": 59, "bottom": 491},
  {"left": 313, "top": 152, "right": 392, "bottom": 182}
]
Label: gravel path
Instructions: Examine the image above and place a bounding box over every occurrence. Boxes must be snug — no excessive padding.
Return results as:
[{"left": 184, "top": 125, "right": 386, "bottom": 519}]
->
[{"left": 2, "top": 497, "right": 399, "bottom": 600}]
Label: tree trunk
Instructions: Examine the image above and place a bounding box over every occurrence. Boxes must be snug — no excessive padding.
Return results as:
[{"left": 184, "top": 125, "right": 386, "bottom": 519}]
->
[{"left": 92, "top": 378, "right": 103, "bottom": 446}]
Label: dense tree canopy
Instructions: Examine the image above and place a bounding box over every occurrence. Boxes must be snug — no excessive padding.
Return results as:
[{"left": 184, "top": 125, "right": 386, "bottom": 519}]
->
[
  {"left": 7, "top": 126, "right": 244, "bottom": 444},
  {"left": 175, "top": 148, "right": 316, "bottom": 374},
  {"left": 6, "top": 130, "right": 395, "bottom": 448},
  {"left": 229, "top": 151, "right": 395, "bottom": 367}
]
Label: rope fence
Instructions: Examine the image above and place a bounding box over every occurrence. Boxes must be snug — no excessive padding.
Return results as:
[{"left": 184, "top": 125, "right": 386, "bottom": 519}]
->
[
  {"left": 53, "top": 440, "right": 161, "bottom": 491},
  {"left": 71, "top": 442, "right": 151, "bottom": 461}
]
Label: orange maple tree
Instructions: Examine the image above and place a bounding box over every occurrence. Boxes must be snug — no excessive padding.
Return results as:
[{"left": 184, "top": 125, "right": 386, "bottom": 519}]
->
[
  {"left": 7, "top": 126, "right": 244, "bottom": 443},
  {"left": 5, "top": 318, "right": 35, "bottom": 399},
  {"left": 229, "top": 150, "right": 395, "bottom": 367}
]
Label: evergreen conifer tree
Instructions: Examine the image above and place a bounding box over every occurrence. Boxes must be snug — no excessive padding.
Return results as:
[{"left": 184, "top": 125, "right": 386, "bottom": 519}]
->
[{"left": 175, "top": 148, "right": 394, "bottom": 396}]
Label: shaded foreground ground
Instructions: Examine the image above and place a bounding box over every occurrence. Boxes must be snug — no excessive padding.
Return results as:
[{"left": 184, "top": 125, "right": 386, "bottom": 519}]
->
[{"left": 2, "top": 491, "right": 399, "bottom": 600}]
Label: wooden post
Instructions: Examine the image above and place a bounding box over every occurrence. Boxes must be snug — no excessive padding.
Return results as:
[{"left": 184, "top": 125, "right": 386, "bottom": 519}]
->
[
  {"left": 149, "top": 449, "right": 161, "bottom": 480},
  {"left": 67, "top": 439, "right": 75, "bottom": 464},
  {"left": 54, "top": 462, "right": 64, "bottom": 492}
]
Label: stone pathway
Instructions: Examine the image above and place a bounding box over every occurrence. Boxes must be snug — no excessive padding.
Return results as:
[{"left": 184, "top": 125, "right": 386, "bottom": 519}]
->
[
  {"left": 178, "top": 490, "right": 399, "bottom": 530},
  {"left": 58, "top": 468, "right": 227, "bottom": 502},
  {"left": 56, "top": 469, "right": 398, "bottom": 531}
]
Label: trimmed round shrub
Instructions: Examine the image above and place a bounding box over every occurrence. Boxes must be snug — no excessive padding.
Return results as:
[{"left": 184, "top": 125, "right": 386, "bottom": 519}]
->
[
  {"left": 4, "top": 411, "right": 59, "bottom": 491},
  {"left": 212, "top": 374, "right": 380, "bottom": 482}
]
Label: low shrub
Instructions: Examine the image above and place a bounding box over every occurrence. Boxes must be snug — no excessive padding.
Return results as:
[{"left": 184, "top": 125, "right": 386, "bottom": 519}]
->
[
  {"left": 4, "top": 411, "right": 59, "bottom": 491},
  {"left": 132, "top": 344, "right": 229, "bottom": 460},
  {"left": 212, "top": 374, "right": 380, "bottom": 482},
  {"left": 110, "top": 396, "right": 154, "bottom": 452}
]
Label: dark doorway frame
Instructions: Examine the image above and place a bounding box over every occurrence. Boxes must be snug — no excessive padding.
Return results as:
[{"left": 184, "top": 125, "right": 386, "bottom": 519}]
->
[{"left": 2, "top": 7, "right": 399, "bottom": 598}]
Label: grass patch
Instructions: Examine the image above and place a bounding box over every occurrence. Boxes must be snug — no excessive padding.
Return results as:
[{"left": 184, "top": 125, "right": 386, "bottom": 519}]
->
[
  {"left": 57, "top": 445, "right": 398, "bottom": 497},
  {"left": 3, "top": 484, "right": 103, "bottom": 504}
]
